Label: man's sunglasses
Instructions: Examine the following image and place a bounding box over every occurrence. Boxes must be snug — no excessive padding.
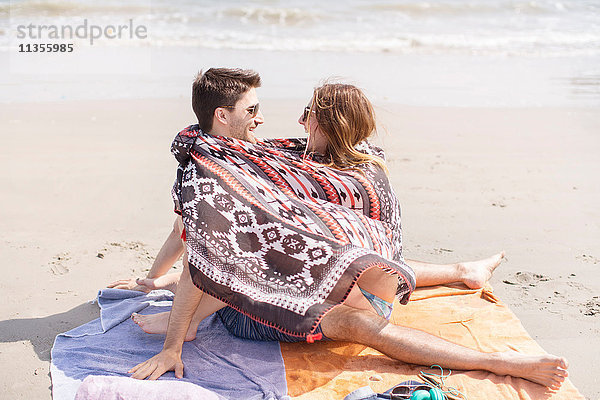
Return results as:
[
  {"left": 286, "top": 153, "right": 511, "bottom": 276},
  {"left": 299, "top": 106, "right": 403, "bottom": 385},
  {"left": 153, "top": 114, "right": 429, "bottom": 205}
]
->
[
  {"left": 380, "top": 382, "right": 437, "bottom": 399},
  {"left": 221, "top": 103, "right": 260, "bottom": 117}
]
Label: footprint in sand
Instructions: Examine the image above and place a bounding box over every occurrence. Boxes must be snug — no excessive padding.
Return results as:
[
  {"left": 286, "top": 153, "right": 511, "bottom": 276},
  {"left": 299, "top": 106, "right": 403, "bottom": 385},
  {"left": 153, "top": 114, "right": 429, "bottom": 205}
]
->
[
  {"left": 576, "top": 254, "right": 599, "bottom": 264},
  {"left": 97, "top": 241, "right": 154, "bottom": 264},
  {"left": 581, "top": 297, "right": 600, "bottom": 317},
  {"left": 49, "top": 252, "right": 71, "bottom": 275},
  {"left": 502, "top": 271, "right": 551, "bottom": 287},
  {"left": 433, "top": 248, "right": 454, "bottom": 254}
]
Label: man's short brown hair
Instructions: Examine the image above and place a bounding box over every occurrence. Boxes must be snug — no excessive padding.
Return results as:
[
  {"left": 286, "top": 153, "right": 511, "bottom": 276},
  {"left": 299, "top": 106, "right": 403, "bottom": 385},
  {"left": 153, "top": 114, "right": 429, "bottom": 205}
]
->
[{"left": 192, "top": 68, "right": 261, "bottom": 132}]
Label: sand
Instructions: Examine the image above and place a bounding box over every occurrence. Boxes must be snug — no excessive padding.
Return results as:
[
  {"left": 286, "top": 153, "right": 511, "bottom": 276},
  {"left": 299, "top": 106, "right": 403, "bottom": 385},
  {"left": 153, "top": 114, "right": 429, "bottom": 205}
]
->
[{"left": 0, "top": 98, "right": 598, "bottom": 399}]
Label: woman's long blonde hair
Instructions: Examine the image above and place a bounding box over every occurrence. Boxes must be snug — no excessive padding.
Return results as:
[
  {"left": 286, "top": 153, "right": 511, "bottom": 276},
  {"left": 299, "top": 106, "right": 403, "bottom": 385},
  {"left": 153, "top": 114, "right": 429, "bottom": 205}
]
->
[{"left": 309, "top": 83, "right": 387, "bottom": 174}]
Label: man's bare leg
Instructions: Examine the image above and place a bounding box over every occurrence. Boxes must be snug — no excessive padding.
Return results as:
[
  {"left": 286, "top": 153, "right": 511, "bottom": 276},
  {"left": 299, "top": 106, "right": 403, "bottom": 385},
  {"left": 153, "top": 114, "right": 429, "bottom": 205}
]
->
[
  {"left": 407, "top": 251, "right": 505, "bottom": 289},
  {"left": 321, "top": 266, "right": 568, "bottom": 389},
  {"left": 128, "top": 254, "right": 225, "bottom": 380},
  {"left": 321, "top": 305, "right": 567, "bottom": 389}
]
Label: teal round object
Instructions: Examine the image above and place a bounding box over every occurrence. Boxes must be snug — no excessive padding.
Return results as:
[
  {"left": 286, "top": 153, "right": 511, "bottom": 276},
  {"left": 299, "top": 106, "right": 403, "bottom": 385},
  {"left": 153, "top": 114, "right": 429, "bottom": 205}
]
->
[
  {"left": 429, "top": 387, "right": 445, "bottom": 400},
  {"left": 410, "top": 390, "right": 431, "bottom": 400}
]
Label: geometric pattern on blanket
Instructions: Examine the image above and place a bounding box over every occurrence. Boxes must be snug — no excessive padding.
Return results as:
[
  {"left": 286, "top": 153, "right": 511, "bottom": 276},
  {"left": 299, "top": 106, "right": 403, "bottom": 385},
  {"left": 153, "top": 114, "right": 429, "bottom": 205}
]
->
[{"left": 170, "top": 125, "right": 416, "bottom": 338}]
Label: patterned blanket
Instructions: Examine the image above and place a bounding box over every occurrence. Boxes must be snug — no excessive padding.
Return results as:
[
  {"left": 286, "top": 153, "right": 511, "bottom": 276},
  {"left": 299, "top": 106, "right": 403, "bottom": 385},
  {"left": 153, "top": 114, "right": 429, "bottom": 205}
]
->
[{"left": 171, "top": 125, "right": 415, "bottom": 338}]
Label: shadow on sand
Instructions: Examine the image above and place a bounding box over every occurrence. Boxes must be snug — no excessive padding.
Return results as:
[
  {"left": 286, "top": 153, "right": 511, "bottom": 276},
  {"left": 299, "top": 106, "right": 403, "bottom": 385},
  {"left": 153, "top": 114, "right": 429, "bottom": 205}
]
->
[{"left": 0, "top": 301, "right": 99, "bottom": 361}]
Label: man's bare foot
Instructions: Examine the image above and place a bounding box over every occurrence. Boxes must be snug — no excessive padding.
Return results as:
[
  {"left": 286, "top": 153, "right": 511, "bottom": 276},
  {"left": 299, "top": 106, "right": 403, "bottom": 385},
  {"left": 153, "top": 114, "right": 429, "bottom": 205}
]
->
[
  {"left": 492, "top": 350, "right": 568, "bottom": 389},
  {"left": 131, "top": 311, "right": 198, "bottom": 341},
  {"left": 458, "top": 251, "right": 505, "bottom": 289},
  {"left": 136, "top": 272, "right": 182, "bottom": 294}
]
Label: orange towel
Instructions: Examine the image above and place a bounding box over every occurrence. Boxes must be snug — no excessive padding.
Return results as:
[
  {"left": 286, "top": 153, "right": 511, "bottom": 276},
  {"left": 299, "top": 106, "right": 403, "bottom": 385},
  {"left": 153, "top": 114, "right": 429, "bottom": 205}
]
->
[{"left": 281, "top": 284, "right": 583, "bottom": 400}]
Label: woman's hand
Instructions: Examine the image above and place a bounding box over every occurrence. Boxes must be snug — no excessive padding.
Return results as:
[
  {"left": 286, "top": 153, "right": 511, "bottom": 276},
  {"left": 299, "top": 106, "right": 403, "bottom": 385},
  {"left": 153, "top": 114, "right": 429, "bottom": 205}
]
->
[
  {"left": 107, "top": 277, "right": 151, "bottom": 293},
  {"left": 108, "top": 273, "right": 181, "bottom": 294}
]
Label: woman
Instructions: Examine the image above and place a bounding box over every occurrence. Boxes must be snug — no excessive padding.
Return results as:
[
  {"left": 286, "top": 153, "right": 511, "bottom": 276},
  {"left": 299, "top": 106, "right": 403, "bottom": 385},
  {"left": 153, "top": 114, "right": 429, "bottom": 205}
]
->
[{"left": 295, "top": 83, "right": 505, "bottom": 289}]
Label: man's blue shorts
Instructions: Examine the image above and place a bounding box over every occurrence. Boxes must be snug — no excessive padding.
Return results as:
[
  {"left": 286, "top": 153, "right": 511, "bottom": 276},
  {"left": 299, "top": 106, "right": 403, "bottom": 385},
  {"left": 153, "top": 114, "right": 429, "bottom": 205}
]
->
[
  {"left": 216, "top": 287, "right": 393, "bottom": 343},
  {"left": 216, "top": 306, "right": 329, "bottom": 342}
]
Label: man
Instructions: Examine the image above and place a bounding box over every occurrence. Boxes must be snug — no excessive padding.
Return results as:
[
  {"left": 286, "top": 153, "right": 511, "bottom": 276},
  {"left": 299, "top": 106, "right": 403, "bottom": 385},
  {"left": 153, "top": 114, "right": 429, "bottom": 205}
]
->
[{"left": 116, "top": 68, "right": 568, "bottom": 389}]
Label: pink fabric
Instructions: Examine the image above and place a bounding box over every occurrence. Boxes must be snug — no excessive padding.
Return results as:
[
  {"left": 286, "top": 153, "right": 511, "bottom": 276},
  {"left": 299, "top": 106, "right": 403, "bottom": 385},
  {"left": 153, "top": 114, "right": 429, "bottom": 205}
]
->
[{"left": 75, "top": 375, "right": 223, "bottom": 400}]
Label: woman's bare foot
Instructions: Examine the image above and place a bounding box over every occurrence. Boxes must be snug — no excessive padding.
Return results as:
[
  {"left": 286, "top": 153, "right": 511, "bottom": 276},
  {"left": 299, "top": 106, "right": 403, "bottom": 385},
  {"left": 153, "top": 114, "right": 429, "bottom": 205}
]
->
[
  {"left": 136, "top": 272, "right": 182, "bottom": 294},
  {"left": 491, "top": 350, "right": 568, "bottom": 389},
  {"left": 458, "top": 251, "right": 505, "bottom": 289},
  {"left": 131, "top": 311, "right": 198, "bottom": 341}
]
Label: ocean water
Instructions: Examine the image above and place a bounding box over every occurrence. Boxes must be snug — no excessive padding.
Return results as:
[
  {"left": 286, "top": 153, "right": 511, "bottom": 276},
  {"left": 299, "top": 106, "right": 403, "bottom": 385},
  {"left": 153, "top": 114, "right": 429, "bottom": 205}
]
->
[
  {"left": 1, "top": 0, "right": 599, "bottom": 105},
  {"left": 3, "top": 0, "right": 600, "bottom": 56}
]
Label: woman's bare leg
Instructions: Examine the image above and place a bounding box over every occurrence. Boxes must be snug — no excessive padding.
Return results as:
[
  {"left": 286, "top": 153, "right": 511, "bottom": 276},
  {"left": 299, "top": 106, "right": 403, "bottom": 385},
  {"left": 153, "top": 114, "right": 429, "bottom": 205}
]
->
[
  {"left": 132, "top": 252, "right": 505, "bottom": 339},
  {"left": 127, "top": 250, "right": 505, "bottom": 295},
  {"left": 407, "top": 251, "right": 505, "bottom": 289}
]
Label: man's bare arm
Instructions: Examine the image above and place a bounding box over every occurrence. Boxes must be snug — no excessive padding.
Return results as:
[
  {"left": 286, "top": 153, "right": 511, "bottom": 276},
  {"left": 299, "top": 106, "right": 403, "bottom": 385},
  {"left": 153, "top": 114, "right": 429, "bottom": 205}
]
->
[
  {"left": 129, "top": 256, "right": 201, "bottom": 380},
  {"left": 128, "top": 253, "right": 226, "bottom": 380}
]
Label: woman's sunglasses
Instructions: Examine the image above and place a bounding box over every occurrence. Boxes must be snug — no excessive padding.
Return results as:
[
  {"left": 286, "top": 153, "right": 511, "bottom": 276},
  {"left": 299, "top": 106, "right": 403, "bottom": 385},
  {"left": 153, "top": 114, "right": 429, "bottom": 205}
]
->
[{"left": 301, "top": 106, "right": 312, "bottom": 122}]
